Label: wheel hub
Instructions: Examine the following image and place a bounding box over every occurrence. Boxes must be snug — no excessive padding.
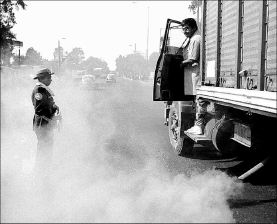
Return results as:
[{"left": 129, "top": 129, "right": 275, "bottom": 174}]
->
[{"left": 170, "top": 112, "right": 179, "bottom": 142}]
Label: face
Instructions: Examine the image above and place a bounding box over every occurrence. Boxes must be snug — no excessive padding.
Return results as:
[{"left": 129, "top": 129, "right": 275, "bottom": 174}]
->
[
  {"left": 182, "top": 25, "right": 196, "bottom": 38},
  {"left": 40, "top": 75, "right": 52, "bottom": 86}
]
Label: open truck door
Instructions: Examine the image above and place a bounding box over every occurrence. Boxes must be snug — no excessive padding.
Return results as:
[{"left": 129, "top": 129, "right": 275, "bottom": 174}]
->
[
  {"left": 153, "top": 19, "right": 192, "bottom": 101},
  {"left": 153, "top": 19, "right": 197, "bottom": 156}
]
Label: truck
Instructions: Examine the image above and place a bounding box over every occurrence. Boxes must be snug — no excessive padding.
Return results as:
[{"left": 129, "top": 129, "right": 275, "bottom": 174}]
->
[{"left": 153, "top": 0, "right": 276, "bottom": 169}]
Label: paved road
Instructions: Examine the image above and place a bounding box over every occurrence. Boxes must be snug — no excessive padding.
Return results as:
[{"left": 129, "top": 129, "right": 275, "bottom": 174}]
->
[
  {"left": 2, "top": 76, "right": 276, "bottom": 223},
  {"left": 88, "top": 77, "right": 276, "bottom": 223}
]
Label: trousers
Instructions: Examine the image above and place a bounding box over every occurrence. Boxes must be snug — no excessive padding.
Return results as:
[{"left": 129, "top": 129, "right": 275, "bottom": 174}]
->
[
  {"left": 195, "top": 97, "right": 209, "bottom": 126},
  {"left": 34, "top": 125, "right": 54, "bottom": 175}
]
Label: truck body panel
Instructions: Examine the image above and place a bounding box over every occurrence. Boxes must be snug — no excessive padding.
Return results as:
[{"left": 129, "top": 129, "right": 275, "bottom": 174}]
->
[
  {"left": 197, "top": 86, "right": 276, "bottom": 117},
  {"left": 153, "top": 0, "right": 277, "bottom": 158},
  {"left": 201, "top": 0, "right": 277, "bottom": 92}
]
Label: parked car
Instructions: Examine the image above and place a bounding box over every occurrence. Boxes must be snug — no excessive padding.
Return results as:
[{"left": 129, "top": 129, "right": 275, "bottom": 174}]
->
[
  {"left": 81, "top": 74, "right": 98, "bottom": 89},
  {"left": 106, "top": 73, "right": 116, "bottom": 83}
]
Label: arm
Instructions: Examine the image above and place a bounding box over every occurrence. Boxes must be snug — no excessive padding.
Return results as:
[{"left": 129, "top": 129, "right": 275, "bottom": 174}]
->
[
  {"left": 35, "top": 87, "right": 59, "bottom": 118},
  {"left": 181, "top": 36, "right": 200, "bottom": 68},
  {"left": 181, "top": 59, "right": 198, "bottom": 67}
]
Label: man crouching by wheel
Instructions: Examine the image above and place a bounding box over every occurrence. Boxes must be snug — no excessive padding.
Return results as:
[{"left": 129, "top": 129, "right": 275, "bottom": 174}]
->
[{"left": 31, "top": 68, "right": 61, "bottom": 177}]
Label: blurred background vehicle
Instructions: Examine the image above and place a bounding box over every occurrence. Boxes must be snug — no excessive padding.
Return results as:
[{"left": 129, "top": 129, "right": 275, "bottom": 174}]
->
[
  {"left": 81, "top": 74, "right": 98, "bottom": 90},
  {"left": 106, "top": 73, "right": 117, "bottom": 83},
  {"left": 72, "top": 70, "right": 86, "bottom": 85}
]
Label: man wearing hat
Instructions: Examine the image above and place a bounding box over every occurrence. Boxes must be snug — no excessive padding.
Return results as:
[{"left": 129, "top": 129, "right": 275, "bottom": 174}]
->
[{"left": 31, "top": 68, "right": 60, "bottom": 173}]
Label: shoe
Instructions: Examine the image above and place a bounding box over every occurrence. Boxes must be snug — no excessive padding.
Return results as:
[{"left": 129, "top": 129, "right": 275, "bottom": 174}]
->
[{"left": 185, "top": 125, "right": 203, "bottom": 135}]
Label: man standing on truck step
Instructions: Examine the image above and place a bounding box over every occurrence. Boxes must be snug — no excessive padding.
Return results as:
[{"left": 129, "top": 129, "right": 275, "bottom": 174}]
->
[
  {"left": 181, "top": 18, "right": 209, "bottom": 135},
  {"left": 31, "top": 68, "right": 61, "bottom": 177}
]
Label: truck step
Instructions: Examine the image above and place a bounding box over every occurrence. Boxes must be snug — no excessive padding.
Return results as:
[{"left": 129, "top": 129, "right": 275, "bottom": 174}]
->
[{"left": 184, "top": 131, "right": 212, "bottom": 144}]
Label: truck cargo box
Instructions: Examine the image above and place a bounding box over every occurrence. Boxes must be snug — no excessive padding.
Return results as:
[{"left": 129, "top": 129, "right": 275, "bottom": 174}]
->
[{"left": 200, "top": 0, "right": 276, "bottom": 93}]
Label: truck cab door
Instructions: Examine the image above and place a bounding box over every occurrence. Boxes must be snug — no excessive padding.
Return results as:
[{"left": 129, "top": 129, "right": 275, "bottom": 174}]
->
[{"left": 153, "top": 19, "right": 190, "bottom": 101}]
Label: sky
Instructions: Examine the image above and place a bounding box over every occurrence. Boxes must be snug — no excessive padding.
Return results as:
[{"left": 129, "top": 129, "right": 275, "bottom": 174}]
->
[{"left": 13, "top": 1, "right": 195, "bottom": 70}]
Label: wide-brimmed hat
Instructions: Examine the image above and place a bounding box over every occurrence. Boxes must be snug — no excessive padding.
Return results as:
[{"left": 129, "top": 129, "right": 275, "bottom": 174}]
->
[{"left": 33, "top": 68, "right": 54, "bottom": 79}]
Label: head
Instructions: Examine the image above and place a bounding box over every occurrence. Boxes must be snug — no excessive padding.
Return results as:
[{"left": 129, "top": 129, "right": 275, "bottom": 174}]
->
[
  {"left": 181, "top": 18, "right": 198, "bottom": 38},
  {"left": 34, "top": 68, "right": 54, "bottom": 86}
]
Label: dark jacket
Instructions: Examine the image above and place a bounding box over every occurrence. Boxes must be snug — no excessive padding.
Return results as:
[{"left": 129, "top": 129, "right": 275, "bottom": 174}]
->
[{"left": 31, "top": 84, "right": 58, "bottom": 129}]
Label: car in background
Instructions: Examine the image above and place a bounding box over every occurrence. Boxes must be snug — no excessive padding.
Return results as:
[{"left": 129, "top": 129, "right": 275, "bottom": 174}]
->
[
  {"left": 106, "top": 73, "right": 116, "bottom": 83},
  {"left": 72, "top": 70, "right": 86, "bottom": 85},
  {"left": 81, "top": 74, "right": 98, "bottom": 89}
]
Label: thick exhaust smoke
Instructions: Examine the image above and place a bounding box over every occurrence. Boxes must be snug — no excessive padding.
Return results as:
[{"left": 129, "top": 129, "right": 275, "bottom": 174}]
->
[{"left": 1, "top": 68, "right": 243, "bottom": 223}]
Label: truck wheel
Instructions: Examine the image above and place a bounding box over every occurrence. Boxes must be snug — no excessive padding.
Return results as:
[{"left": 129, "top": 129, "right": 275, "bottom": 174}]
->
[{"left": 168, "top": 107, "right": 194, "bottom": 156}]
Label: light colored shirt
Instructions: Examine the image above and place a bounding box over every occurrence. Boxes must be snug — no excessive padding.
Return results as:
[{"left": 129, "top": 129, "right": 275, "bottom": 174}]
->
[
  {"left": 183, "top": 31, "right": 201, "bottom": 95},
  {"left": 183, "top": 31, "right": 201, "bottom": 62}
]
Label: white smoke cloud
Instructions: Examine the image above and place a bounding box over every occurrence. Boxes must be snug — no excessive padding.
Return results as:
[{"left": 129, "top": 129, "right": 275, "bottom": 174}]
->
[{"left": 1, "top": 69, "right": 243, "bottom": 223}]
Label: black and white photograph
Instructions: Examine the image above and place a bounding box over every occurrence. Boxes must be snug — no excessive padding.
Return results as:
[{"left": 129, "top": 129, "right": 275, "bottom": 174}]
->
[{"left": 1, "top": 0, "right": 276, "bottom": 223}]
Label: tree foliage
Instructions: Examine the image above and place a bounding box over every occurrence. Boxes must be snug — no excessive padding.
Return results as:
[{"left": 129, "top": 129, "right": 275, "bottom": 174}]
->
[
  {"left": 0, "top": 0, "right": 26, "bottom": 65},
  {"left": 24, "top": 47, "right": 43, "bottom": 65},
  {"left": 53, "top": 46, "right": 64, "bottom": 61},
  {"left": 188, "top": 0, "right": 202, "bottom": 14},
  {"left": 1, "top": 45, "right": 14, "bottom": 65},
  {"left": 148, "top": 52, "right": 159, "bottom": 72},
  {"left": 115, "top": 53, "right": 150, "bottom": 79},
  {"left": 81, "top": 56, "right": 109, "bottom": 75},
  {"left": 115, "top": 55, "right": 125, "bottom": 77},
  {"left": 59, "top": 47, "right": 109, "bottom": 76},
  {"left": 64, "top": 47, "right": 85, "bottom": 70},
  {"left": 12, "top": 52, "right": 25, "bottom": 65}
]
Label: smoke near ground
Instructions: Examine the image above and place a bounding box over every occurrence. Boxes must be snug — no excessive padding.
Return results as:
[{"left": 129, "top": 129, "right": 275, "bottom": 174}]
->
[{"left": 1, "top": 68, "right": 243, "bottom": 223}]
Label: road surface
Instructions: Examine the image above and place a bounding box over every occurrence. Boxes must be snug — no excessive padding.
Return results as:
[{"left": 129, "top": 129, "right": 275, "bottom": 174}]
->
[
  {"left": 1, "top": 76, "right": 276, "bottom": 223},
  {"left": 91, "top": 77, "right": 276, "bottom": 223}
]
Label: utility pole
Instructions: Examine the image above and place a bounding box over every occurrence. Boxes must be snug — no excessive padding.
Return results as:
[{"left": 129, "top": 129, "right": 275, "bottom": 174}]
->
[
  {"left": 146, "top": 6, "right": 150, "bottom": 77},
  {"left": 159, "top": 28, "right": 165, "bottom": 52},
  {"left": 146, "top": 6, "right": 149, "bottom": 62},
  {"left": 18, "top": 47, "right": 21, "bottom": 65},
  {"left": 58, "top": 40, "right": 61, "bottom": 73},
  {"left": 12, "top": 40, "right": 23, "bottom": 66},
  {"left": 57, "top": 38, "right": 66, "bottom": 73}
]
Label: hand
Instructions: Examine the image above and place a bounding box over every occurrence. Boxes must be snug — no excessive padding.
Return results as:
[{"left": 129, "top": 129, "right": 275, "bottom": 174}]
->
[
  {"left": 55, "top": 105, "right": 60, "bottom": 115},
  {"left": 156, "top": 76, "right": 161, "bottom": 84},
  {"left": 55, "top": 110, "right": 62, "bottom": 120},
  {"left": 55, "top": 113, "right": 62, "bottom": 120},
  {"left": 180, "top": 61, "right": 186, "bottom": 68}
]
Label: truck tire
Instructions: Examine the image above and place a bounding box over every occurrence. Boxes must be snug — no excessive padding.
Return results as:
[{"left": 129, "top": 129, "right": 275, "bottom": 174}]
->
[{"left": 168, "top": 106, "right": 194, "bottom": 156}]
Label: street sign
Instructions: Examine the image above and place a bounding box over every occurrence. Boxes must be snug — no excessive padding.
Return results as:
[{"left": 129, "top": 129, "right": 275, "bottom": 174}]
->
[{"left": 12, "top": 40, "right": 23, "bottom": 47}]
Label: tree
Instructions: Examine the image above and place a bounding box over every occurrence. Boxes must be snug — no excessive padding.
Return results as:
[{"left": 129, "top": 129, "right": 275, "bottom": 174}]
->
[
  {"left": 53, "top": 46, "right": 64, "bottom": 61},
  {"left": 24, "top": 47, "right": 43, "bottom": 65},
  {"left": 128, "top": 53, "right": 148, "bottom": 79},
  {"left": 81, "top": 56, "right": 109, "bottom": 75},
  {"left": 115, "top": 53, "right": 148, "bottom": 79},
  {"left": 41, "top": 58, "right": 56, "bottom": 73},
  {"left": 1, "top": 45, "right": 14, "bottom": 65},
  {"left": 188, "top": 0, "right": 201, "bottom": 14},
  {"left": 115, "top": 55, "right": 125, "bottom": 76},
  {"left": 148, "top": 52, "right": 159, "bottom": 72},
  {"left": 64, "top": 47, "right": 85, "bottom": 70},
  {"left": 0, "top": 0, "right": 26, "bottom": 65},
  {"left": 12, "top": 54, "right": 25, "bottom": 65}
]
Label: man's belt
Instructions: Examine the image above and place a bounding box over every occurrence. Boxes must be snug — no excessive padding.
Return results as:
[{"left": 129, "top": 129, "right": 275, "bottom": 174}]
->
[{"left": 34, "top": 114, "right": 52, "bottom": 122}]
